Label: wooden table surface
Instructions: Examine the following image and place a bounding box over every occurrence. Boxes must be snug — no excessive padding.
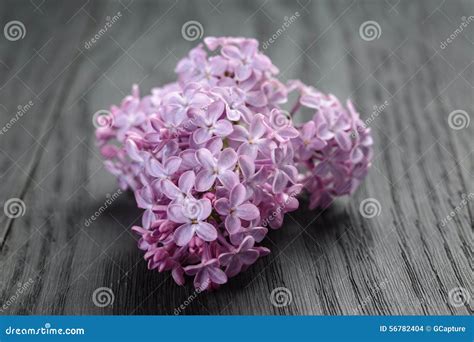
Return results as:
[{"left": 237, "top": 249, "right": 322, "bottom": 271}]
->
[{"left": 0, "top": 0, "right": 472, "bottom": 315}]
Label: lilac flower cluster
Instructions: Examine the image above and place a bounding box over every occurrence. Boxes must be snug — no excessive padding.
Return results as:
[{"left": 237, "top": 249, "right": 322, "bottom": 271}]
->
[
  {"left": 95, "top": 37, "right": 373, "bottom": 290},
  {"left": 289, "top": 80, "right": 373, "bottom": 209}
]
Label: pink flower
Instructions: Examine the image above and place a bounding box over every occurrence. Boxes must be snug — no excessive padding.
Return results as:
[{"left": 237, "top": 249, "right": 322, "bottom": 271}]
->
[
  {"left": 238, "top": 155, "right": 267, "bottom": 201},
  {"left": 294, "top": 121, "right": 326, "bottom": 160},
  {"left": 215, "top": 183, "right": 260, "bottom": 234},
  {"left": 192, "top": 101, "right": 233, "bottom": 144},
  {"left": 271, "top": 147, "right": 298, "bottom": 193},
  {"left": 166, "top": 83, "right": 212, "bottom": 116},
  {"left": 145, "top": 156, "right": 181, "bottom": 190},
  {"left": 195, "top": 148, "right": 238, "bottom": 191},
  {"left": 162, "top": 170, "right": 195, "bottom": 203},
  {"left": 135, "top": 186, "right": 161, "bottom": 229},
  {"left": 113, "top": 93, "right": 147, "bottom": 141},
  {"left": 185, "top": 258, "right": 227, "bottom": 290},
  {"left": 168, "top": 198, "right": 217, "bottom": 246},
  {"left": 229, "top": 225, "right": 268, "bottom": 245},
  {"left": 230, "top": 114, "right": 272, "bottom": 158},
  {"left": 218, "top": 236, "right": 260, "bottom": 277},
  {"left": 125, "top": 139, "right": 147, "bottom": 164},
  {"left": 212, "top": 87, "right": 250, "bottom": 121},
  {"left": 96, "top": 37, "right": 373, "bottom": 290}
]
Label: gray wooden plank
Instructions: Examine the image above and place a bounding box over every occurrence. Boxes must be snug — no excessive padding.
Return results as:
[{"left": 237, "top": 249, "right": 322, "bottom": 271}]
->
[{"left": 0, "top": 0, "right": 472, "bottom": 315}]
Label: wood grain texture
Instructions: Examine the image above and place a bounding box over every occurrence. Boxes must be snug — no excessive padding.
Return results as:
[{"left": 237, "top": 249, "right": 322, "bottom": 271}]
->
[{"left": 0, "top": 0, "right": 472, "bottom": 315}]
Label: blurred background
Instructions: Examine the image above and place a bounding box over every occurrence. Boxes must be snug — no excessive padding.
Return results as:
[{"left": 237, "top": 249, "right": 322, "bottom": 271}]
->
[{"left": 0, "top": 0, "right": 472, "bottom": 315}]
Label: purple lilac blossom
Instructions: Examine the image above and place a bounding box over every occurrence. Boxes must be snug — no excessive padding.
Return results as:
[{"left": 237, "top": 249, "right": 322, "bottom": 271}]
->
[{"left": 96, "top": 37, "right": 372, "bottom": 290}]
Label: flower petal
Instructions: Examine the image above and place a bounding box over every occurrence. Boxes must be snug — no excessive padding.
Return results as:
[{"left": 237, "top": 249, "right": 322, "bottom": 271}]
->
[
  {"left": 221, "top": 45, "right": 242, "bottom": 59},
  {"left": 162, "top": 179, "right": 181, "bottom": 200},
  {"left": 164, "top": 156, "right": 182, "bottom": 174},
  {"left": 350, "top": 147, "right": 364, "bottom": 164},
  {"left": 214, "top": 120, "right": 233, "bottom": 137},
  {"left": 249, "top": 227, "right": 267, "bottom": 242},
  {"left": 217, "top": 148, "right": 238, "bottom": 170},
  {"left": 225, "top": 215, "right": 241, "bottom": 234},
  {"left": 197, "top": 198, "right": 212, "bottom": 221},
  {"left": 240, "top": 236, "right": 255, "bottom": 251},
  {"left": 246, "top": 90, "right": 267, "bottom": 107},
  {"left": 196, "top": 222, "right": 218, "bottom": 242},
  {"left": 134, "top": 190, "right": 149, "bottom": 209},
  {"left": 302, "top": 121, "right": 316, "bottom": 139},
  {"left": 228, "top": 125, "right": 248, "bottom": 141},
  {"left": 147, "top": 158, "right": 165, "bottom": 178},
  {"left": 206, "top": 136, "right": 224, "bottom": 155},
  {"left": 207, "top": 101, "right": 225, "bottom": 122},
  {"left": 272, "top": 169, "right": 288, "bottom": 193},
  {"left": 196, "top": 148, "right": 216, "bottom": 169},
  {"left": 173, "top": 223, "right": 195, "bottom": 246},
  {"left": 249, "top": 114, "right": 266, "bottom": 139},
  {"left": 237, "top": 143, "right": 258, "bottom": 160},
  {"left": 271, "top": 147, "right": 284, "bottom": 165},
  {"left": 214, "top": 198, "right": 231, "bottom": 215},
  {"left": 225, "top": 257, "right": 242, "bottom": 277},
  {"left": 179, "top": 149, "right": 198, "bottom": 169},
  {"left": 335, "top": 131, "right": 352, "bottom": 151},
  {"left": 172, "top": 267, "right": 185, "bottom": 286},
  {"left": 277, "top": 126, "right": 299, "bottom": 140},
  {"left": 300, "top": 94, "right": 320, "bottom": 108},
  {"left": 142, "top": 209, "right": 155, "bottom": 230},
  {"left": 194, "top": 269, "right": 210, "bottom": 290},
  {"left": 218, "top": 170, "right": 239, "bottom": 189},
  {"left": 218, "top": 252, "right": 234, "bottom": 266},
  {"left": 230, "top": 183, "right": 247, "bottom": 207},
  {"left": 239, "top": 250, "right": 259, "bottom": 265},
  {"left": 280, "top": 165, "right": 298, "bottom": 182},
  {"left": 125, "top": 139, "right": 144, "bottom": 162},
  {"left": 235, "top": 64, "right": 252, "bottom": 81},
  {"left": 195, "top": 170, "right": 216, "bottom": 191},
  {"left": 167, "top": 204, "right": 188, "bottom": 223},
  {"left": 208, "top": 266, "right": 228, "bottom": 284},
  {"left": 184, "top": 264, "right": 201, "bottom": 276},
  {"left": 226, "top": 108, "right": 241, "bottom": 121},
  {"left": 238, "top": 155, "right": 255, "bottom": 179},
  {"left": 236, "top": 203, "right": 260, "bottom": 220},
  {"left": 178, "top": 170, "right": 195, "bottom": 194},
  {"left": 193, "top": 127, "right": 212, "bottom": 145}
]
